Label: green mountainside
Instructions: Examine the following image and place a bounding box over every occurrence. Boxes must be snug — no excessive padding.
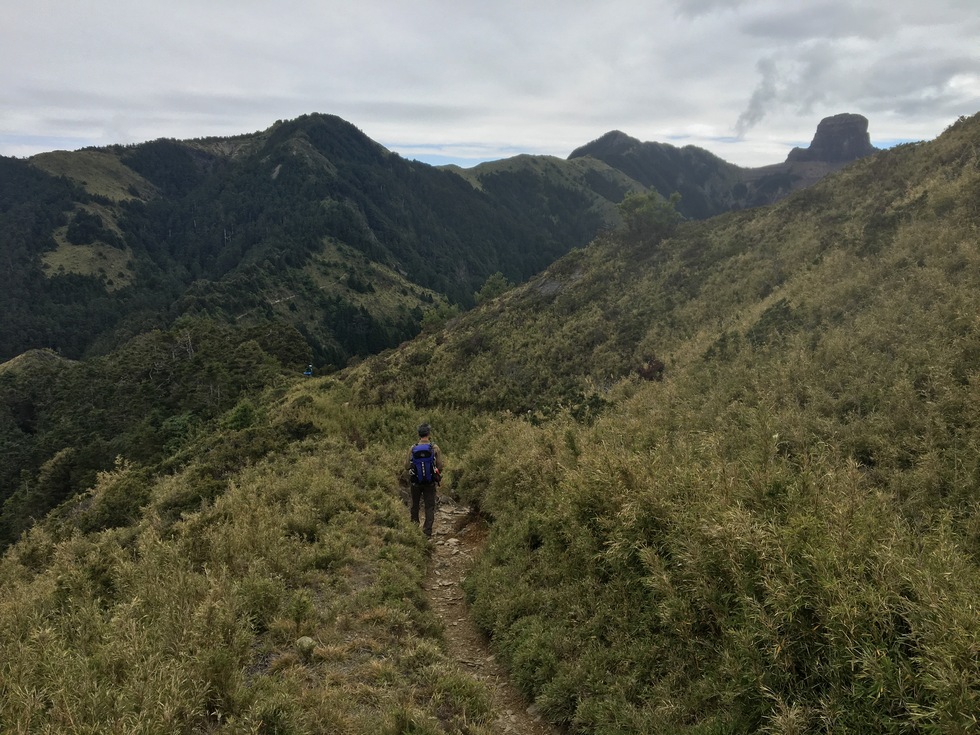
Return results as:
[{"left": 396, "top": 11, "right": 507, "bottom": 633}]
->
[
  {"left": 567, "top": 125, "right": 869, "bottom": 217},
  {"left": 0, "top": 111, "right": 976, "bottom": 733},
  {"left": 568, "top": 130, "right": 745, "bottom": 218},
  {"left": 0, "top": 113, "right": 626, "bottom": 520},
  {"left": 2, "top": 113, "right": 619, "bottom": 367},
  {"left": 2, "top": 112, "right": 873, "bottom": 370},
  {"left": 1, "top": 111, "right": 872, "bottom": 522}
]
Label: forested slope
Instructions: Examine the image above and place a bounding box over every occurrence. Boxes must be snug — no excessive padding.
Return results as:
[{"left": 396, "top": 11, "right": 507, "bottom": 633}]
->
[
  {"left": 1, "top": 111, "right": 885, "bottom": 537},
  {"left": 3, "top": 113, "right": 622, "bottom": 368},
  {"left": 0, "top": 112, "right": 623, "bottom": 532}
]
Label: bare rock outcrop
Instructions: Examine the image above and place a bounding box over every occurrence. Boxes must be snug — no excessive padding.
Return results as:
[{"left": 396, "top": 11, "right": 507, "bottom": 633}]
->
[{"left": 787, "top": 113, "right": 879, "bottom": 163}]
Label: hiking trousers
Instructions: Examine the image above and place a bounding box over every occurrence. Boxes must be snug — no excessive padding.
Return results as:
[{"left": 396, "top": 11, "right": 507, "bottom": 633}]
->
[{"left": 410, "top": 483, "right": 437, "bottom": 536}]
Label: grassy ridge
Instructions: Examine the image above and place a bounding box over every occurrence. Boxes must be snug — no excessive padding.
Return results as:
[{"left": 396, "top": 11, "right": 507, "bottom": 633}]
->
[
  {"left": 442, "top": 116, "right": 980, "bottom": 732},
  {"left": 345, "top": 116, "right": 980, "bottom": 428},
  {"left": 0, "top": 114, "right": 978, "bottom": 733},
  {"left": 345, "top": 115, "right": 980, "bottom": 732},
  {"left": 30, "top": 149, "right": 158, "bottom": 202},
  {"left": 0, "top": 387, "right": 494, "bottom": 734}
]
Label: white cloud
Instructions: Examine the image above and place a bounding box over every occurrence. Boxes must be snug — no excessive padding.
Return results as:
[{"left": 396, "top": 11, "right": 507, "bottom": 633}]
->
[{"left": 0, "top": 0, "right": 977, "bottom": 168}]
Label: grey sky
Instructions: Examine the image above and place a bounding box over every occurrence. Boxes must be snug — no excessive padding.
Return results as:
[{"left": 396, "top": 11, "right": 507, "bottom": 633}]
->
[{"left": 1, "top": 0, "right": 977, "bottom": 167}]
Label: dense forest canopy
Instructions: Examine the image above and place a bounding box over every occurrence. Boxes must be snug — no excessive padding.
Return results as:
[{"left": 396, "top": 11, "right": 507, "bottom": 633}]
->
[{"left": 2, "top": 114, "right": 625, "bottom": 367}]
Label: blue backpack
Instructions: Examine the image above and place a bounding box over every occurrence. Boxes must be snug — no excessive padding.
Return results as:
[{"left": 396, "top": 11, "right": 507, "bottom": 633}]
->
[{"left": 410, "top": 443, "right": 438, "bottom": 485}]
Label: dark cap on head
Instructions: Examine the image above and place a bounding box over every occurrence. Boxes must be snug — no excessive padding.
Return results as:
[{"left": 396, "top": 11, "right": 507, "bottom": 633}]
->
[{"left": 418, "top": 423, "right": 431, "bottom": 437}]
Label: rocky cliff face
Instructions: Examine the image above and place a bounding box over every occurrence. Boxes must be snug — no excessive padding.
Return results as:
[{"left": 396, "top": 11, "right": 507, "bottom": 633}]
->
[{"left": 787, "top": 113, "right": 879, "bottom": 163}]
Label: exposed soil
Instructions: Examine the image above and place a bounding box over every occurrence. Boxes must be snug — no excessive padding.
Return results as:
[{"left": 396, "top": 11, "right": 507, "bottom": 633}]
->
[{"left": 424, "top": 497, "right": 561, "bottom": 735}]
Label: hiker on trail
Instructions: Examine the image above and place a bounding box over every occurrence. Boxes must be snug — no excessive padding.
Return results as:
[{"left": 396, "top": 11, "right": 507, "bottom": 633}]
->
[{"left": 405, "top": 423, "right": 443, "bottom": 537}]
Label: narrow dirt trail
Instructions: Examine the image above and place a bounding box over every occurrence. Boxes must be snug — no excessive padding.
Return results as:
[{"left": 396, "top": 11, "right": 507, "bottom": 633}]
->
[{"left": 424, "top": 498, "right": 561, "bottom": 735}]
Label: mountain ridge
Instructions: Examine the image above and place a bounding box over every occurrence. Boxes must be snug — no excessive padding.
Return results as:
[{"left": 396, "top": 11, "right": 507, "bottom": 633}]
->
[
  {"left": 567, "top": 112, "right": 881, "bottom": 214},
  {"left": 0, "top": 112, "right": 976, "bottom": 732},
  {"left": 12, "top": 110, "right": 885, "bottom": 354},
  {"left": 1, "top": 111, "right": 977, "bottom": 733},
  {"left": 0, "top": 110, "right": 945, "bottom": 545},
  {"left": 5, "top": 113, "right": 615, "bottom": 364}
]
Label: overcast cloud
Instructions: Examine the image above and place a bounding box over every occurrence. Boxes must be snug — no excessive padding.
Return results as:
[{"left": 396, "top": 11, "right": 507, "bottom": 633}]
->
[{"left": 1, "top": 0, "right": 977, "bottom": 167}]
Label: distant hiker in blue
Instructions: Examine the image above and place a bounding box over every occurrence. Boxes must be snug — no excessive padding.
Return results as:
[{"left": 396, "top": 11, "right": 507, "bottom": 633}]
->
[{"left": 405, "top": 423, "right": 443, "bottom": 537}]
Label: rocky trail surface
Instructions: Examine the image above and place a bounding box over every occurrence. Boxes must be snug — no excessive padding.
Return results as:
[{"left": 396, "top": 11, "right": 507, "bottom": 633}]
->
[{"left": 424, "top": 498, "right": 561, "bottom": 735}]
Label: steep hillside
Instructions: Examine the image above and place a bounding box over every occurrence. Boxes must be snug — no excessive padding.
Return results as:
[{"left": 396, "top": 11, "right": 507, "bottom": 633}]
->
[
  {"left": 3, "top": 113, "right": 617, "bottom": 367},
  {"left": 4, "top": 111, "right": 882, "bottom": 370},
  {"left": 0, "top": 113, "right": 976, "bottom": 734},
  {"left": 345, "top": 114, "right": 980, "bottom": 730},
  {"left": 346, "top": 113, "right": 979, "bottom": 426},
  {"left": 0, "top": 319, "right": 308, "bottom": 546},
  {"left": 568, "top": 130, "right": 744, "bottom": 218}
]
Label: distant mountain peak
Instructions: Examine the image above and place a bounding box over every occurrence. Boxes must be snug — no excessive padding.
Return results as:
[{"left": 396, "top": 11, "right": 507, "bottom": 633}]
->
[
  {"left": 786, "top": 113, "right": 879, "bottom": 164},
  {"left": 568, "top": 130, "right": 641, "bottom": 158}
]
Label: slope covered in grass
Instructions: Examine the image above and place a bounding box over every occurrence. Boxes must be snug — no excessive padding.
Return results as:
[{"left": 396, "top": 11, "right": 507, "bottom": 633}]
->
[
  {"left": 0, "top": 388, "right": 497, "bottom": 733},
  {"left": 353, "top": 114, "right": 980, "bottom": 733},
  {"left": 0, "top": 114, "right": 978, "bottom": 734}
]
